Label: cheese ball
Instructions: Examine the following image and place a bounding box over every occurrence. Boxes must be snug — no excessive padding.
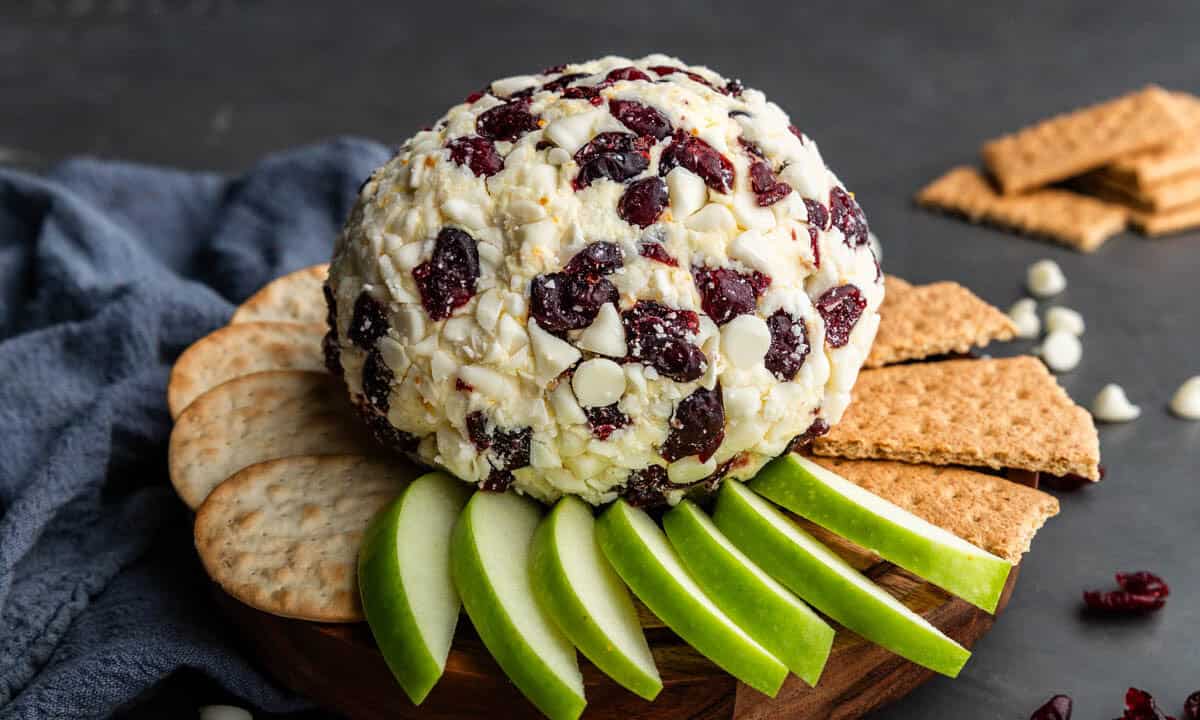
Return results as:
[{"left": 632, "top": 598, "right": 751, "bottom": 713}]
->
[{"left": 325, "top": 55, "right": 883, "bottom": 506}]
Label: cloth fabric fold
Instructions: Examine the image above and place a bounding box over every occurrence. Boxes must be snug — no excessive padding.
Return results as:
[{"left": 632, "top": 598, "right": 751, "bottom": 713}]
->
[{"left": 0, "top": 138, "right": 391, "bottom": 719}]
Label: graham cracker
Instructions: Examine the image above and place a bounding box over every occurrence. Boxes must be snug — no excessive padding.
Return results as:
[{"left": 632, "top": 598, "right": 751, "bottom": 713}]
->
[
  {"left": 809, "top": 456, "right": 1059, "bottom": 564},
  {"left": 982, "top": 85, "right": 1185, "bottom": 194},
  {"left": 167, "top": 322, "right": 327, "bottom": 419},
  {"left": 194, "top": 454, "right": 415, "bottom": 622},
  {"left": 812, "top": 356, "right": 1101, "bottom": 480},
  {"left": 1073, "top": 170, "right": 1200, "bottom": 212},
  {"left": 1102, "top": 93, "right": 1200, "bottom": 189},
  {"left": 917, "top": 166, "right": 1127, "bottom": 252},
  {"left": 867, "top": 279, "right": 1016, "bottom": 368},
  {"left": 1130, "top": 200, "right": 1200, "bottom": 236},
  {"left": 231, "top": 264, "right": 330, "bottom": 325},
  {"left": 169, "top": 371, "right": 379, "bottom": 509}
]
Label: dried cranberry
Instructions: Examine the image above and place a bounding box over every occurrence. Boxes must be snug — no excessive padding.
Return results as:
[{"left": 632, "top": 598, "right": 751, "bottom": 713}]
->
[
  {"left": 1029, "top": 694, "right": 1072, "bottom": 720},
  {"left": 466, "top": 410, "right": 491, "bottom": 450},
  {"left": 348, "top": 291, "right": 389, "bottom": 349},
  {"left": 575, "top": 131, "right": 651, "bottom": 163},
  {"left": 619, "top": 177, "right": 669, "bottom": 227},
  {"left": 622, "top": 465, "right": 671, "bottom": 508},
  {"left": 322, "top": 330, "right": 342, "bottom": 377},
  {"left": 476, "top": 98, "right": 540, "bottom": 142},
  {"left": 738, "top": 138, "right": 766, "bottom": 159},
  {"left": 725, "top": 78, "right": 744, "bottom": 96},
  {"left": 662, "top": 385, "right": 725, "bottom": 463},
  {"left": 639, "top": 242, "right": 678, "bottom": 266},
  {"left": 804, "top": 198, "right": 830, "bottom": 230},
  {"left": 322, "top": 283, "right": 338, "bottom": 330},
  {"left": 606, "top": 66, "right": 651, "bottom": 83},
  {"left": 693, "top": 266, "right": 771, "bottom": 325},
  {"left": 1117, "top": 571, "right": 1170, "bottom": 598},
  {"left": 764, "top": 309, "right": 810, "bottom": 381},
  {"left": 413, "top": 228, "right": 481, "bottom": 320},
  {"left": 729, "top": 110, "right": 750, "bottom": 118},
  {"left": 480, "top": 469, "right": 515, "bottom": 492},
  {"left": 749, "top": 159, "right": 792, "bottom": 206},
  {"left": 562, "top": 84, "right": 604, "bottom": 104},
  {"left": 356, "top": 402, "right": 418, "bottom": 454},
  {"left": 787, "top": 417, "right": 830, "bottom": 452},
  {"left": 455, "top": 378, "right": 473, "bottom": 392},
  {"left": 659, "top": 130, "right": 735, "bottom": 193},
  {"left": 585, "top": 403, "right": 630, "bottom": 440},
  {"left": 622, "top": 301, "right": 707, "bottom": 382},
  {"left": 788, "top": 125, "right": 804, "bottom": 142},
  {"left": 829, "top": 186, "right": 869, "bottom": 247},
  {"left": 530, "top": 272, "right": 619, "bottom": 333},
  {"left": 808, "top": 226, "right": 821, "bottom": 268},
  {"left": 647, "top": 65, "right": 718, "bottom": 91},
  {"left": 464, "top": 89, "right": 486, "bottom": 104},
  {"left": 446, "top": 135, "right": 503, "bottom": 177},
  {"left": 573, "top": 132, "right": 652, "bottom": 189},
  {"left": 491, "top": 425, "right": 531, "bottom": 471},
  {"left": 361, "top": 347, "right": 393, "bottom": 413},
  {"left": 563, "top": 241, "right": 624, "bottom": 277},
  {"left": 542, "top": 63, "right": 568, "bottom": 74},
  {"left": 1082, "top": 571, "right": 1170, "bottom": 614},
  {"left": 1118, "top": 688, "right": 1175, "bottom": 720},
  {"left": 1184, "top": 691, "right": 1200, "bottom": 720},
  {"left": 610, "top": 99, "right": 672, "bottom": 140},
  {"left": 542, "top": 72, "right": 587, "bottom": 93},
  {"left": 816, "top": 284, "right": 866, "bottom": 348}
]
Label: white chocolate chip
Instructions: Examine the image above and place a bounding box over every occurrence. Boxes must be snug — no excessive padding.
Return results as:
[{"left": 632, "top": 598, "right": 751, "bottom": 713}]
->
[
  {"left": 546, "top": 147, "right": 572, "bottom": 165},
  {"left": 529, "top": 319, "right": 581, "bottom": 383},
  {"left": 491, "top": 74, "right": 539, "bottom": 97},
  {"left": 1090, "top": 383, "right": 1140, "bottom": 423},
  {"left": 1044, "top": 306, "right": 1085, "bottom": 336},
  {"left": 508, "top": 198, "right": 548, "bottom": 223},
  {"left": 458, "top": 364, "right": 512, "bottom": 400},
  {"left": 572, "top": 358, "right": 626, "bottom": 407},
  {"left": 543, "top": 110, "right": 602, "bottom": 156},
  {"left": 721, "top": 315, "right": 771, "bottom": 369},
  {"left": 729, "top": 229, "right": 777, "bottom": 276},
  {"left": 684, "top": 203, "right": 736, "bottom": 233},
  {"left": 518, "top": 219, "right": 560, "bottom": 254},
  {"left": 667, "top": 456, "right": 717, "bottom": 485},
  {"left": 1007, "top": 298, "right": 1041, "bottom": 339},
  {"left": 575, "top": 302, "right": 627, "bottom": 357},
  {"left": 1170, "top": 376, "right": 1200, "bottom": 420},
  {"left": 666, "top": 167, "right": 707, "bottom": 218},
  {"left": 551, "top": 382, "right": 588, "bottom": 425},
  {"left": 1026, "top": 259, "right": 1066, "bottom": 297},
  {"left": 1036, "top": 330, "right": 1082, "bottom": 373}
]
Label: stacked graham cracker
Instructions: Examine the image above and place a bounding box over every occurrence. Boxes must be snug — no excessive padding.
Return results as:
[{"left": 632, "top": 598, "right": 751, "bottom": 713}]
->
[{"left": 919, "top": 85, "right": 1200, "bottom": 249}]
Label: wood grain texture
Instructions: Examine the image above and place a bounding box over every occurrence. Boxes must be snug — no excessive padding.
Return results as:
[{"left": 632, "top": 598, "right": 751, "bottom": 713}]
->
[{"left": 216, "top": 517, "right": 1017, "bottom": 720}]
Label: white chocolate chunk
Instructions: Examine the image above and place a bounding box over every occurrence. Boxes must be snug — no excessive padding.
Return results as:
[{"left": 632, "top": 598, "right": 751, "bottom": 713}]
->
[
  {"left": 721, "top": 314, "right": 771, "bottom": 369},
  {"left": 667, "top": 456, "right": 717, "bottom": 485},
  {"left": 575, "top": 303, "right": 627, "bottom": 357},
  {"left": 1170, "top": 376, "right": 1200, "bottom": 420},
  {"left": 666, "top": 167, "right": 707, "bottom": 218},
  {"left": 1090, "top": 383, "right": 1140, "bottom": 423},
  {"left": 1045, "top": 306, "right": 1085, "bottom": 336},
  {"left": 544, "top": 110, "right": 603, "bottom": 155},
  {"left": 1027, "top": 259, "right": 1067, "bottom": 297},
  {"left": 684, "top": 203, "right": 736, "bottom": 233},
  {"left": 572, "top": 358, "right": 626, "bottom": 408},
  {"left": 442, "top": 198, "right": 487, "bottom": 230},
  {"left": 1007, "top": 298, "right": 1041, "bottom": 339},
  {"left": 551, "top": 382, "right": 588, "bottom": 425},
  {"left": 1036, "top": 330, "right": 1082, "bottom": 373},
  {"left": 529, "top": 319, "right": 581, "bottom": 383},
  {"left": 491, "top": 74, "right": 539, "bottom": 97}
]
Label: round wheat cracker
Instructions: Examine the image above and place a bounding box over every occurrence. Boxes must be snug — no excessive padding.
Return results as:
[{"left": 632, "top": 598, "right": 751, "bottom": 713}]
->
[{"left": 231, "top": 263, "right": 330, "bottom": 325}]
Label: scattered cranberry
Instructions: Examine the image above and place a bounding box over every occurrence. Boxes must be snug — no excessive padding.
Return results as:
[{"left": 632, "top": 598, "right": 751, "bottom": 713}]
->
[
  {"left": 729, "top": 109, "right": 750, "bottom": 118},
  {"left": 585, "top": 403, "right": 630, "bottom": 440},
  {"left": 412, "top": 227, "right": 481, "bottom": 320},
  {"left": 647, "top": 65, "right": 720, "bottom": 92},
  {"left": 764, "top": 309, "right": 810, "bottom": 381},
  {"left": 563, "top": 241, "right": 624, "bottom": 277},
  {"left": 464, "top": 89, "right": 486, "bottom": 104},
  {"left": 562, "top": 84, "right": 605, "bottom": 104},
  {"left": 659, "top": 130, "right": 735, "bottom": 193},
  {"left": 788, "top": 125, "right": 804, "bottom": 142},
  {"left": 639, "top": 242, "right": 678, "bottom": 266},
  {"left": 530, "top": 272, "right": 619, "bottom": 333},
  {"left": 476, "top": 98, "right": 540, "bottom": 142},
  {"left": 748, "top": 159, "right": 792, "bottom": 206},
  {"left": 619, "top": 177, "right": 669, "bottom": 227},
  {"left": 622, "top": 465, "right": 672, "bottom": 508},
  {"left": 662, "top": 385, "right": 725, "bottom": 462},
  {"left": 361, "top": 347, "right": 393, "bottom": 413},
  {"left": 622, "top": 301, "right": 707, "bottom": 382},
  {"left": 1029, "top": 694, "right": 1072, "bottom": 720},
  {"left": 606, "top": 66, "right": 651, "bottom": 83},
  {"left": 804, "top": 198, "right": 830, "bottom": 230},
  {"left": 1118, "top": 688, "right": 1175, "bottom": 720},
  {"left": 455, "top": 378, "right": 473, "bottom": 393},
  {"left": 446, "top": 135, "right": 503, "bottom": 177},
  {"left": 541, "top": 63, "right": 568, "bottom": 74},
  {"left": 738, "top": 137, "right": 766, "bottom": 159},
  {"left": 322, "top": 330, "right": 342, "bottom": 377},
  {"left": 481, "top": 469, "right": 515, "bottom": 492},
  {"left": 725, "top": 78, "right": 744, "bottom": 96},
  {"left": 693, "top": 266, "right": 771, "bottom": 325},
  {"left": 542, "top": 72, "right": 587, "bottom": 93},
  {"left": 356, "top": 402, "right": 418, "bottom": 454},
  {"left": 815, "top": 284, "right": 866, "bottom": 347},
  {"left": 787, "top": 417, "right": 830, "bottom": 452},
  {"left": 466, "top": 410, "right": 491, "bottom": 450},
  {"left": 572, "top": 132, "right": 652, "bottom": 189},
  {"left": 491, "top": 425, "right": 531, "bottom": 471},
  {"left": 348, "top": 291, "right": 389, "bottom": 349},
  {"left": 829, "top": 186, "right": 869, "bottom": 247},
  {"left": 610, "top": 99, "right": 672, "bottom": 140},
  {"left": 808, "top": 226, "right": 821, "bottom": 268},
  {"left": 1184, "top": 691, "right": 1200, "bottom": 720},
  {"left": 1083, "top": 571, "right": 1169, "bottom": 614}
]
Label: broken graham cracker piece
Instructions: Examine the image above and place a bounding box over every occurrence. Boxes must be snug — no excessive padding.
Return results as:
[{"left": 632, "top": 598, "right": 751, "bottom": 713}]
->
[
  {"left": 1072, "top": 170, "right": 1200, "bottom": 212},
  {"left": 167, "top": 321, "right": 327, "bottom": 419},
  {"left": 810, "top": 457, "right": 1059, "bottom": 564},
  {"left": 867, "top": 278, "right": 1016, "bottom": 368},
  {"left": 169, "top": 370, "right": 379, "bottom": 510},
  {"left": 917, "top": 166, "right": 1127, "bottom": 252},
  {"left": 982, "top": 85, "right": 1186, "bottom": 194},
  {"left": 1130, "top": 200, "right": 1200, "bottom": 237},
  {"left": 194, "top": 454, "right": 417, "bottom": 622},
  {"left": 812, "top": 356, "right": 1101, "bottom": 480},
  {"left": 1100, "top": 92, "right": 1200, "bottom": 189},
  {"left": 231, "top": 263, "right": 330, "bottom": 325}
]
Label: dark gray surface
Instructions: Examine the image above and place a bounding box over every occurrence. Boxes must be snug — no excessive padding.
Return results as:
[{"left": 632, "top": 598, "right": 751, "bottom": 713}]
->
[{"left": 4, "top": 1, "right": 1199, "bottom": 718}]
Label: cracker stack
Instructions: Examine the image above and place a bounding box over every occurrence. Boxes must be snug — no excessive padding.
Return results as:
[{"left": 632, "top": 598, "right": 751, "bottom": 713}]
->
[{"left": 919, "top": 86, "right": 1200, "bottom": 247}]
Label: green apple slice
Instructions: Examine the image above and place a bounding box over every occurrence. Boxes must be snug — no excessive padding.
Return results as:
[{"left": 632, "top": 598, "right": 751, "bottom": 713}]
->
[
  {"left": 713, "top": 481, "right": 970, "bottom": 678},
  {"left": 595, "top": 499, "right": 788, "bottom": 697},
  {"left": 530, "top": 497, "right": 663, "bottom": 700},
  {"left": 750, "top": 455, "right": 1012, "bottom": 613},
  {"left": 663, "top": 500, "right": 834, "bottom": 686},
  {"left": 451, "top": 490, "right": 585, "bottom": 720},
  {"left": 359, "top": 471, "right": 471, "bottom": 704}
]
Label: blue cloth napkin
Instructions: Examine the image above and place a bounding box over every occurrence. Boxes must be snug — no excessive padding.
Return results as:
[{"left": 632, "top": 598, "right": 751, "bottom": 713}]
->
[{"left": 0, "top": 138, "right": 392, "bottom": 719}]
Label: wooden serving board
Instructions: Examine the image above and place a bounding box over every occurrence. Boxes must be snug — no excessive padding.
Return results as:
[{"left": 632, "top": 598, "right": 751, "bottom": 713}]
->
[{"left": 217, "top": 520, "right": 1018, "bottom": 720}]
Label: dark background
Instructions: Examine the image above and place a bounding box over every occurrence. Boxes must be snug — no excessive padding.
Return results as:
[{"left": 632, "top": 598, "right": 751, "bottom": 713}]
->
[{"left": 4, "top": 1, "right": 1199, "bottom": 718}]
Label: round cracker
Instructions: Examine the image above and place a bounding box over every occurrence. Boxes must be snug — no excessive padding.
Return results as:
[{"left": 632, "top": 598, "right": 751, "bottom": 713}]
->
[
  {"left": 169, "top": 370, "right": 379, "bottom": 510},
  {"left": 231, "top": 263, "right": 330, "bottom": 325},
  {"left": 194, "top": 454, "right": 416, "bottom": 622},
  {"left": 168, "top": 322, "right": 326, "bottom": 419}
]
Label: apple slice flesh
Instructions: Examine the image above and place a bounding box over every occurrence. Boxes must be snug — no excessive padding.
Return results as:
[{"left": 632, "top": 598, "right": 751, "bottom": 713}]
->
[
  {"left": 714, "top": 481, "right": 970, "bottom": 678},
  {"left": 750, "top": 454, "right": 1011, "bottom": 613},
  {"left": 663, "top": 500, "right": 834, "bottom": 686},
  {"left": 451, "top": 491, "right": 585, "bottom": 720},
  {"left": 359, "top": 471, "right": 471, "bottom": 704},
  {"left": 531, "top": 497, "right": 662, "bottom": 700},
  {"left": 596, "top": 499, "right": 788, "bottom": 697}
]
